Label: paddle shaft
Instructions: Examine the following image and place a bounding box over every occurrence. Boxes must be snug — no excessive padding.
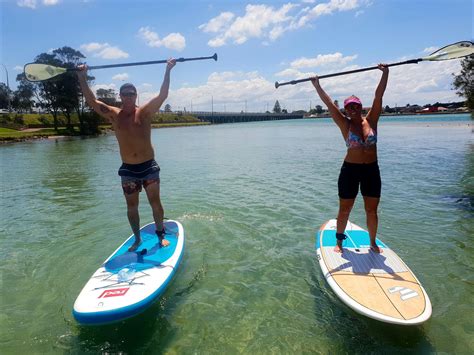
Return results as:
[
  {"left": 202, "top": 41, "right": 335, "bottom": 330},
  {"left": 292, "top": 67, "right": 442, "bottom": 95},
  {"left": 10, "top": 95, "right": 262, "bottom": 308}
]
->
[
  {"left": 275, "top": 58, "right": 421, "bottom": 88},
  {"left": 66, "top": 53, "right": 218, "bottom": 72}
]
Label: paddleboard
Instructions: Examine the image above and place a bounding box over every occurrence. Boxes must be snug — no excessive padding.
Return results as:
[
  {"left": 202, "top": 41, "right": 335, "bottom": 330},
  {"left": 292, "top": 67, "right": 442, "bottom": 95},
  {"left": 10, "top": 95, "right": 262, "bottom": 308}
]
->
[
  {"left": 73, "top": 220, "right": 184, "bottom": 325},
  {"left": 316, "top": 219, "right": 431, "bottom": 325}
]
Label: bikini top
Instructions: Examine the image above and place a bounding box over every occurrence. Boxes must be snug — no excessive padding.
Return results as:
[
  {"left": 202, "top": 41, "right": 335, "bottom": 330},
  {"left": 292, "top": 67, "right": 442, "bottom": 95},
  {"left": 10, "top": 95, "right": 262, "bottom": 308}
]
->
[{"left": 345, "top": 125, "right": 377, "bottom": 149}]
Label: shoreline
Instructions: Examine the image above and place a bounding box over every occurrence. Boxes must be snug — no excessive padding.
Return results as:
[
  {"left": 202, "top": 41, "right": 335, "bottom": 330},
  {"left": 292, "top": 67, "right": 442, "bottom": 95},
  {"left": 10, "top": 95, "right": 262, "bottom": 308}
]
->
[
  {"left": 0, "top": 121, "right": 210, "bottom": 144},
  {"left": 0, "top": 112, "right": 471, "bottom": 144}
]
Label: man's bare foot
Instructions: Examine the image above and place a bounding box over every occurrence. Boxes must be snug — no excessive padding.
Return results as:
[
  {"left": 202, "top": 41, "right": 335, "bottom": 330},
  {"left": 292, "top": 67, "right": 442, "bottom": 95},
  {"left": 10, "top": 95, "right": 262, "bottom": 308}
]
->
[
  {"left": 156, "top": 228, "right": 170, "bottom": 247},
  {"left": 128, "top": 238, "right": 142, "bottom": 252},
  {"left": 370, "top": 244, "right": 383, "bottom": 253},
  {"left": 334, "top": 242, "right": 343, "bottom": 253}
]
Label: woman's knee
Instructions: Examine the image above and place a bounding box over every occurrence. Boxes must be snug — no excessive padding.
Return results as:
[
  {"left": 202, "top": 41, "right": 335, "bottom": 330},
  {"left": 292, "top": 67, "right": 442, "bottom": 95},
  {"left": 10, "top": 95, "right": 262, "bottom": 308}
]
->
[{"left": 364, "top": 205, "right": 378, "bottom": 215}]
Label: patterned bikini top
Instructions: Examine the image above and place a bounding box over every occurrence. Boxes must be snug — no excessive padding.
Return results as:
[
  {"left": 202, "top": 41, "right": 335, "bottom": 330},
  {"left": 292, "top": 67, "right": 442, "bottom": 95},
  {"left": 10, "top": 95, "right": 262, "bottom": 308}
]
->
[{"left": 345, "top": 126, "right": 377, "bottom": 149}]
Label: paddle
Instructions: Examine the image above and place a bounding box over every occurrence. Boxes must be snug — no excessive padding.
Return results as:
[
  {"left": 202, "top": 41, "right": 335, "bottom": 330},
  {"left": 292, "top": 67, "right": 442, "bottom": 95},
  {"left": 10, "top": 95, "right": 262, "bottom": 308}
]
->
[
  {"left": 275, "top": 41, "right": 473, "bottom": 89},
  {"left": 24, "top": 53, "right": 218, "bottom": 82}
]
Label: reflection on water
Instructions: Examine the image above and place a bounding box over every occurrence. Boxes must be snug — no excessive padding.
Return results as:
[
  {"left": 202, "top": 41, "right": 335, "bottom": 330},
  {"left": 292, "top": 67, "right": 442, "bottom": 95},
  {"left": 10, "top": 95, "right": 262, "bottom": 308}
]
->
[{"left": 0, "top": 115, "right": 472, "bottom": 353}]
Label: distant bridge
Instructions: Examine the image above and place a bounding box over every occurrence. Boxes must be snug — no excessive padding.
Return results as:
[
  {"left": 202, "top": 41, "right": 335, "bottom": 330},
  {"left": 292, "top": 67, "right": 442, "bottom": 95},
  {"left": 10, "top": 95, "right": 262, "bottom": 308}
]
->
[{"left": 189, "top": 111, "right": 304, "bottom": 124}]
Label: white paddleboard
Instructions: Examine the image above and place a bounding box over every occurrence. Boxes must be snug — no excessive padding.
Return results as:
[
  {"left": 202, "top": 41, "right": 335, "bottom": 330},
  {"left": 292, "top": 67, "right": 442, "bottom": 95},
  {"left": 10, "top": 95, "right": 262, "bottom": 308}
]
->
[
  {"left": 73, "top": 220, "right": 184, "bottom": 325},
  {"left": 316, "top": 219, "right": 431, "bottom": 325}
]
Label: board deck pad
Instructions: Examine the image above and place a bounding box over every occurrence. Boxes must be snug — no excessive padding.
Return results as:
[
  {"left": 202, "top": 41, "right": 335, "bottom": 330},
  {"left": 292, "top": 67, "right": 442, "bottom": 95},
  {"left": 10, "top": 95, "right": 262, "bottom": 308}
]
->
[
  {"left": 73, "top": 220, "right": 184, "bottom": 325},
  {"left": 316, "top": 219, "right": 431, "bottom": 325},
  {"left": 320, "top": 229, "right": 407, "bottom": 274},
  {"left": 104, "top": 223, "right": 179, "bottom": 272}
]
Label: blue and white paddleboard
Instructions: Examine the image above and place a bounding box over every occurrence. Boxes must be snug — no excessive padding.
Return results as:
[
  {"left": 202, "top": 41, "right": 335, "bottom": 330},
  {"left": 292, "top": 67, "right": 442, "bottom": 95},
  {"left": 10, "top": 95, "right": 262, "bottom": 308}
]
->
[
  {"left": 73, "top": 220, "right": 184, "bottom": 325},
  {"left": 316, "top": 219, "right": 431, "bottom": 325}
]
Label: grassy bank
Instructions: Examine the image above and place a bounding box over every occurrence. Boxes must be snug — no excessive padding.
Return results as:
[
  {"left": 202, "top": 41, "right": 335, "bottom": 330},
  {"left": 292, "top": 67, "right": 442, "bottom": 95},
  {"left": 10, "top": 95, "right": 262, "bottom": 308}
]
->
[{"left": 0, "top": 112, "right": 209, "bottom": 142}]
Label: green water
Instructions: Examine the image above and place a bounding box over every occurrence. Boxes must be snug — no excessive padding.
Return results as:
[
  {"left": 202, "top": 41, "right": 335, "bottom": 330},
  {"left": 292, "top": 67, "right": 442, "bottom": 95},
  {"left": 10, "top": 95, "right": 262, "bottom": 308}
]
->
[{"left": 1, "top": 115, "right": 473, "bottom": 354}]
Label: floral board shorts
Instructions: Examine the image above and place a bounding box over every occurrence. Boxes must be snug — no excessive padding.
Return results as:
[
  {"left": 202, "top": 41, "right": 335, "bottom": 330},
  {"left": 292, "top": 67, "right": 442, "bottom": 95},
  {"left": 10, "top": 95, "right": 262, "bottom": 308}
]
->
[{"left": 118, "top": 159, "right": 161, "bottom": 195}]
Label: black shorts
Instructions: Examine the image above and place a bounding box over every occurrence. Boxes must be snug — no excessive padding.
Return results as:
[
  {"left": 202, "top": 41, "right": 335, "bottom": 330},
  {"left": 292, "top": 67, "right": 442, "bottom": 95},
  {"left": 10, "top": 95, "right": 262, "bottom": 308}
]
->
[
  {"left": 118, "top": 159, "right": 161, "bottom": 195},
  {"left": 338, "top": 161, "right": 381, "bottom": 199}
]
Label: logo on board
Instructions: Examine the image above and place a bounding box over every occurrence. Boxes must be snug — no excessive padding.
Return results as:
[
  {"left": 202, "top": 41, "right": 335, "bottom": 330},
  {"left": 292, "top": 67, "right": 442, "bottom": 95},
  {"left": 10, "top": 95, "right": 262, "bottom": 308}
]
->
[
  {"left": 388, "top": 286, "right": 418, "bottom": 301},
  {"left": 98, "top": 287, "right": 130, "bottom": 298}
]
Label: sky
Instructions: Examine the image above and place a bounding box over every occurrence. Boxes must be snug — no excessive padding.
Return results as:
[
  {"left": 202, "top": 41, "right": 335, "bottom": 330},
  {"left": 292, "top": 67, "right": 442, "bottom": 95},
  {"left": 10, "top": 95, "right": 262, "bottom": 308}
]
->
[{"left": 1, "top": 0, "right": 473, "bottom": 112}]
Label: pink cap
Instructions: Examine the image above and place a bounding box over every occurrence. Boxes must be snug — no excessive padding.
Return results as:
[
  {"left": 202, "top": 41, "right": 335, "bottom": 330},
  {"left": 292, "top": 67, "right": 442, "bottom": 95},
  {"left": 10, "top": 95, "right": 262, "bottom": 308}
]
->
[{"left": 344, "top": 95, "right": 362, "bottom": 108}]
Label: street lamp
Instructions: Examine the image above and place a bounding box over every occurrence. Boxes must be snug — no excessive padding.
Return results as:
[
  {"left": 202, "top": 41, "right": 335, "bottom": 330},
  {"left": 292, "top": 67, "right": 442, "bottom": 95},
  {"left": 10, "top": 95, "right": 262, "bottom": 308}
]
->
[{"left": 1, "top": 64, "right": 11, "bottom": 112}]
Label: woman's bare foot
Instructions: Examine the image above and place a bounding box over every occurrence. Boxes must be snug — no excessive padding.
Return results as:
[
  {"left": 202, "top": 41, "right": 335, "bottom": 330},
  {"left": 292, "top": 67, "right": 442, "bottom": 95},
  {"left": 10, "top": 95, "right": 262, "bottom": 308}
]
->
[
  {"left": 161, "top": 238, "right": 170, "bottom": 247},
  {"left": 334, "top": 241, "right": 343, "bottom": 253},
  {"left": 128, "top": 238, "right": 142, "bottom": 252}
]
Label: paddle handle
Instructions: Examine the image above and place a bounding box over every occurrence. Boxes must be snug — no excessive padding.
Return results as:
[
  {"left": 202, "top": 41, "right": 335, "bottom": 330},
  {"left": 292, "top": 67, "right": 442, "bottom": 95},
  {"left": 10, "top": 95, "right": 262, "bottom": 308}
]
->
[
  {"left": 66, "top": 53, "right": 218, "bottom": 71},
  {"left": 275, "top": 59, "right": 421, "bottom": 88}
]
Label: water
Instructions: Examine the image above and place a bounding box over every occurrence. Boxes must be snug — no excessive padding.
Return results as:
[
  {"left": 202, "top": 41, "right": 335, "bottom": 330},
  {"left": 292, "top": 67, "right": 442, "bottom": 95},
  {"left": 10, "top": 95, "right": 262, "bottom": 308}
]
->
[{"left": 1, "top": 114, "right": 472, "bottom": 354}]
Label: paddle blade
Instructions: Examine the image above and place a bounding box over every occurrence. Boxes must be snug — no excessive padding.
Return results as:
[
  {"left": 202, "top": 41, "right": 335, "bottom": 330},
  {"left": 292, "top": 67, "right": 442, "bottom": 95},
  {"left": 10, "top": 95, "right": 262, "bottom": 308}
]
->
[
  {"left": 24, "top": 63, "right": 68, "bottom": 82},
  {"left": 423, "top": 41, "right": 474, "bottom": 61}
]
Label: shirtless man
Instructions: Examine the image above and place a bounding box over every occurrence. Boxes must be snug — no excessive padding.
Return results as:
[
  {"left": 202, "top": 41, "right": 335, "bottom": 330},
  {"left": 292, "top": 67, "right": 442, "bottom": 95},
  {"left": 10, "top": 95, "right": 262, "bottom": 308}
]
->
[{"left": 77, "top": 58, "right": 177, "bottom": 252}]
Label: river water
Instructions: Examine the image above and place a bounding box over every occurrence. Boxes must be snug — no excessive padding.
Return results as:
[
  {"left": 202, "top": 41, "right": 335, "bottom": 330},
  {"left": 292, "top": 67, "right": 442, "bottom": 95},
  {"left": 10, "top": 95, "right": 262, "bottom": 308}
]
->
[{"left": 1, "top": 114, "right": 472, "bottom": 353}]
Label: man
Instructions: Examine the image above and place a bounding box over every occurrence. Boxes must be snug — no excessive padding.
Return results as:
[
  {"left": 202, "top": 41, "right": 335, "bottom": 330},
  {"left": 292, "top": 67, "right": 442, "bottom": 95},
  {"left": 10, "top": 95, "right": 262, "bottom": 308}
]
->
[{"left": 77, "top": 58, "right": 177, "bottom": 252}]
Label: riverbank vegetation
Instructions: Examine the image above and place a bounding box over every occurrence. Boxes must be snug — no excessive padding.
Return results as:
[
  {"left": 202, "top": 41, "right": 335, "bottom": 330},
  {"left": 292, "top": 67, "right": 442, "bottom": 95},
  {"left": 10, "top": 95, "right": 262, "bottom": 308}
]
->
[{"left": 0, "top": 112, "right": 208, "bottom": 142}]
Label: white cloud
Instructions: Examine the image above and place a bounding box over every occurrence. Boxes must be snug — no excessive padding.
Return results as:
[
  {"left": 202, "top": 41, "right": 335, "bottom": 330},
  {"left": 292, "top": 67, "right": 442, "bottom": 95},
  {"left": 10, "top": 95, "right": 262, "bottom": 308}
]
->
[
  {"left": 14, "top": 66, "right": 23, "bottom": 71},
  {"left": 290, "top": 52, "right": 358, "bottom": 69},
  {"left": 423, "top": 46, "right": 438, "bottom": 54},
  {"left": 201, "top": 1, "right": 369, "bottom": 47},
  {"left": 297, "top": 0, "right": 361, "bottom": 27},
  {"left": 200, "top": 3, "right": 297, "bottom": 47},
  {"left": 80, "top": 42, "right": 129, "bottom": 59},
  {"left": 166, "top": 60, "right": 462, "bottom": 112},
  {"left": 17, "top": 0, "right": 60, "bottom": 8},
  {"left": 198, "top": 12, "right": 235, "bottom": 33},
  {"left": 138, "top": 27, "right": 186, "bottom": 51},
  {"left": 274, "top": 68, "right": 303, "bottom": 78},
  {"left": 161, "top": 33, "right": 186, "bottom": 51},
  {"left": 43, "top": 0, "right": 59, "bottom": 5},
  {"left": 140, "top": 83, "right": 153, "bottom": 89},
  {"left": 275, "top": 59, "right": 463, "bottom": 108},
  {"left": 112, "top": 73, "right": 129, "bottom": 81},
  {"left": 17, "top": 0, "right": 36, "bottom": 9}
]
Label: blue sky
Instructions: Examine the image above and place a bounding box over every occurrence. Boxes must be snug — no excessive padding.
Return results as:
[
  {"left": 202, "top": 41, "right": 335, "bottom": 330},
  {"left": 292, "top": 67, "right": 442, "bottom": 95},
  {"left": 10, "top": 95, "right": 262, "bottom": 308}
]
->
[{"left": 1, "top": 0, "right": 472, "bottom": 112}]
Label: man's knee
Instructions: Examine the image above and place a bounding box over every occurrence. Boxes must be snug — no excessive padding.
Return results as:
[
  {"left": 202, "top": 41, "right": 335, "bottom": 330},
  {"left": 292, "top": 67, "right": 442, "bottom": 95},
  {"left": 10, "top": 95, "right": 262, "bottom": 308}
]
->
[
  {"left": 149, "top": 199, "right": 163, "bottom": 211},
  {"left": 125, "top": 195, "right": 139, "bottom": 210}
]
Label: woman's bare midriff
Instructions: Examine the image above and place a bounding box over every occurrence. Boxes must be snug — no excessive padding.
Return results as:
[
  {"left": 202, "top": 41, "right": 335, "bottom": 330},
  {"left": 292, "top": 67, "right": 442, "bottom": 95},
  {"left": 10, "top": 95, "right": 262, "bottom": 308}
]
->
[{"left": 344, "top": 146, "right": 377, "bottom": 164}]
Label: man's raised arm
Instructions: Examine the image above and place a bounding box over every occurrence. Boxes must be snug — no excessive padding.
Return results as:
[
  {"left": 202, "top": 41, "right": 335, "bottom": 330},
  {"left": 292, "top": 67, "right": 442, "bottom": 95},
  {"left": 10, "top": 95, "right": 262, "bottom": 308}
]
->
[
  {"left": 77, "top": 65, "right": 118, "bottom": 122},
  {"left": 140, "top": 59, "right": 177, "bottom": 118}
]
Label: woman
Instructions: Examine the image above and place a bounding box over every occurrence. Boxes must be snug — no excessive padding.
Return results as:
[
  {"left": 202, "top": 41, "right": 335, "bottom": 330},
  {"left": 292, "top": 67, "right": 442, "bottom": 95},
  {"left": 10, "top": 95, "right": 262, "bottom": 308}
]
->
[{"left": 311, "top": 64, "right": 389, "bottom": 253}]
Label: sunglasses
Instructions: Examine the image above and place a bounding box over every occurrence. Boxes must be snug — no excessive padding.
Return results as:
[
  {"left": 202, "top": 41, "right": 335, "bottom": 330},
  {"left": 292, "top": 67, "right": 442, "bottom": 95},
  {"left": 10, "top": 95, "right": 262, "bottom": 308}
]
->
[
  {"left": 121, "top": 92, "right": 136, "bottom": 97},
  {"left": 345, "top": 104, "right": 361, "bottom": 110}
]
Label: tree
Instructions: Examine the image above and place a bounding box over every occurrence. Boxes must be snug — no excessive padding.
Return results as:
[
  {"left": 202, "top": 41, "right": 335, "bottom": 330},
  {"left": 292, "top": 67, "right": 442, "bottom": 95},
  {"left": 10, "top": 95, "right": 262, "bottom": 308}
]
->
[
  {"left": 315, "top": 105, "right": 323, "bottom": 114},
  {"left": 453, "top": 56, "right": 473, "bottom": 112},
  {"left": 273, "top": 100, "right": 281, "bottom": 113},
  {"left": 164, "top": 103, "right": 172, "bottom": 112},
  {"left": 32, "top": 47, "right": 87, "bottom": 132},
  {"left": 0, "top": 82, "right": 12, "bottom": 110},
  {"left": 96, "top": 88, "right": 119, "bottom": 107},
  {"left": 12, "top": 74, "right": 35, "bottom": 112}
]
